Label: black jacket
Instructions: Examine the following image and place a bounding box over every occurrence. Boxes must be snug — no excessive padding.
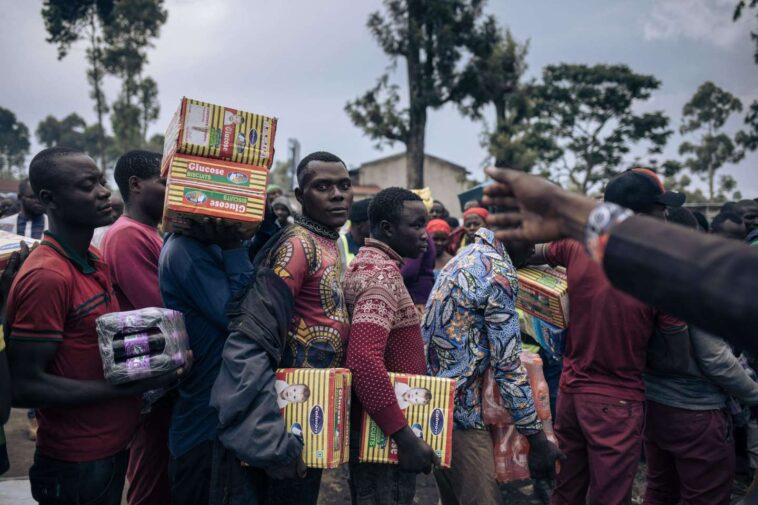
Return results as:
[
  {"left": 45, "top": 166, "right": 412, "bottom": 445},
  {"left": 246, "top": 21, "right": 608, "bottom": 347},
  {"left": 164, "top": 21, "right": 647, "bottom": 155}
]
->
[
  {"left": 209, "top": 265, "right": 302, "bottom": 466},
  {"left": 604, "top": 216, "right": 758, "bottom": 352}
]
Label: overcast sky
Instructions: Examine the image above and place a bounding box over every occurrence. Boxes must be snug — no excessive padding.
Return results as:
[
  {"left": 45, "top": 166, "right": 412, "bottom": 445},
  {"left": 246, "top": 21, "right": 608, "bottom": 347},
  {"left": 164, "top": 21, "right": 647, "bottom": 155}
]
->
[{"left": 2, "top": 0, "right": 757, "bottom": 195}]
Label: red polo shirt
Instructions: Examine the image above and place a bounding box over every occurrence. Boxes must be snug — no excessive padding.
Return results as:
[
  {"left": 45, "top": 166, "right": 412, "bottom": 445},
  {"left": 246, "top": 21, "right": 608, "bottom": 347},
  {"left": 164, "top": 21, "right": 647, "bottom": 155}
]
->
[
  {"left": 6, "top": 231, "right": 141, "bottom": 462},
  {"left": 547, "top": 239, "right": 686, "bottom": 402}
]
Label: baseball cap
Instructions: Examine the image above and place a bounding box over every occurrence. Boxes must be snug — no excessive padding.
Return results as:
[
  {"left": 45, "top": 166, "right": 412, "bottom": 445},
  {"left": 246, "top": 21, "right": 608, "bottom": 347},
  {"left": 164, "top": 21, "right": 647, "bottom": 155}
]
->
[{"left": 604, "top": 168, "right": 685, "bottom": 212}]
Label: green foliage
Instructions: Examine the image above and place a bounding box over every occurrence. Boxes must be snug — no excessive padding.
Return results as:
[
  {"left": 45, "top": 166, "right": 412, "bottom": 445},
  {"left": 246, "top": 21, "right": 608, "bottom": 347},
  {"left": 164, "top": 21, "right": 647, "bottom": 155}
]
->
[
  {"left": 456, "top": 28, "right": 561, "bottom": 172},
  {"left": 733, "top": 0, "right": 758, "bottom": 64},
  {"left": 36, "top": 113, "right": 116, "bottom": 170},
  {"left": 526, "top": 63, "right": 672, "bottom": 194},
  {"left": 736, "top": 100, "right": 758, "bottom": 151},
  {"left": 678, "top": 81, "right": 744, "bottom": 200},
  {"left": 268, "top": 160, "right": 293, "bottom": 193},
  {"left": 345, "top": 0, "right": 494, "bottom": 188},
  {"left": 0, "top": 107, "right": 31, "bottom": 175},
  {"left": 41, "top": 0, "right": 167, "bottom": 172}
]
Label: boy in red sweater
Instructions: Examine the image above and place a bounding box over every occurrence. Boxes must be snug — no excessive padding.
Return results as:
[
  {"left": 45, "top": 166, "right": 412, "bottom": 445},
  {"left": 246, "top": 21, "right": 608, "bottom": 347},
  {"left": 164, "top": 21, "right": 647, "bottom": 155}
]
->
[{"left": 344, "top": 187, "right": 440, "bottom": 504}]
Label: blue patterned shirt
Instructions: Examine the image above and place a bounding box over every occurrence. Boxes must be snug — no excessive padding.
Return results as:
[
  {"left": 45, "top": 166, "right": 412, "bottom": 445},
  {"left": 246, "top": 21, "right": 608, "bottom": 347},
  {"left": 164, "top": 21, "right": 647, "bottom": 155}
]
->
[{"left": 422, "top": 228, "right": 541, "bottom": 434}]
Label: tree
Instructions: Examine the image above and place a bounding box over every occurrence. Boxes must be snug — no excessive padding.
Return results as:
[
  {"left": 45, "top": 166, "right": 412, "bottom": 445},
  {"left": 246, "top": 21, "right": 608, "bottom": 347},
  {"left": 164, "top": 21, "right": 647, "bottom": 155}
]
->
[
  {"left": 345, "top": 0, "right": 494, "bottom": 188},
  {"left": 455, "top": 28, "right": 560, "bottom": 172},
  {"left": 268, "top": 160, "right": 293, "bottom": 192},
  {"left": 0, "top": 107, "right": 31, "bottom": 175},
  {"left": 678, "top": 81, "right": 744, "bottom": 201},
  {"left": 524, "top": 64, "right": 672, "bottom": 194},
  {"left": 734, "top": 0, "right": 758, "bottom": 64},
  {"left": 42, "top": 0, "right": 114, "bottom": 172},
  {"left": 36, "top": 113, "right": 116, "bottom": 168}
]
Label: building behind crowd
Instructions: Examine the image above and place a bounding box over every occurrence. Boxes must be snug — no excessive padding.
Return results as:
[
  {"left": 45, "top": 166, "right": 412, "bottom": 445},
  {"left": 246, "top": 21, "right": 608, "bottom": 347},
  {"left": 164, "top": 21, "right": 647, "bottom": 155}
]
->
[{"left": 349, "top": 152, "right": 475, "bottom": 217}]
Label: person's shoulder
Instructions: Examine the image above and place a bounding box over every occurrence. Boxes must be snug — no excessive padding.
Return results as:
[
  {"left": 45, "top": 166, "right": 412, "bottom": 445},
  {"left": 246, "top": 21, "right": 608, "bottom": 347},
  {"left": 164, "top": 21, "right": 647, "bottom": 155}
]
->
[
  {"left": 160, "top": 234, "right": 216, "bottom": 269},
  {"left": 12, "top": 254, "right": 71, "bottom": 297}
]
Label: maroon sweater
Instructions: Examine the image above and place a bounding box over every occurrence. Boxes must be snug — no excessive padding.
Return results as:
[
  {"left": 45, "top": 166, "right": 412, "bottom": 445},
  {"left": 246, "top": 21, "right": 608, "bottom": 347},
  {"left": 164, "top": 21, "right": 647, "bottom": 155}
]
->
[{"left": 343, "top": 239, "right": 427, "bottom": 435}]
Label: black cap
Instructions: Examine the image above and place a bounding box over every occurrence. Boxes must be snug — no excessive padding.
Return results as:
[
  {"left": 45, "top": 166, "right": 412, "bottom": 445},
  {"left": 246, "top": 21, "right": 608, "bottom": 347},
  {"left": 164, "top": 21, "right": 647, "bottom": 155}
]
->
[
  {"left": 349, "top": 198, "right": 372, "bottom": 223},
  {"left": 604, "top": 168, "right": 685, "bottom": 212}
]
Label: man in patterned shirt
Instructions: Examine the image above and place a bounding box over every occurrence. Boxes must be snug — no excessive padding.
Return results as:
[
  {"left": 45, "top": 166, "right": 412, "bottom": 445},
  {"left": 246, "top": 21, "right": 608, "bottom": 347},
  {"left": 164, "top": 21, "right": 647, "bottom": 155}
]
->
[
  {"left": 344, "top": 188, "right": 440, "bottom": 505},
  {"left": 423, "top": 227, "right": 562, "bottom": 505},
  {"left": 263, "top": 151, "right": 354, "bottom": 504}
]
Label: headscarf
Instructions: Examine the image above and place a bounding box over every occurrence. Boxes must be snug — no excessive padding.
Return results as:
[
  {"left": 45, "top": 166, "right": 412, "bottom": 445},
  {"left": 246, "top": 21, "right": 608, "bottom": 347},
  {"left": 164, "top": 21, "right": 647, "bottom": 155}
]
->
[
  {"left": 426, "top": 219, "right": 451, "bottom": 235},
  {"left": 463, "top": 207, "right": 489, "bottom": 221}
]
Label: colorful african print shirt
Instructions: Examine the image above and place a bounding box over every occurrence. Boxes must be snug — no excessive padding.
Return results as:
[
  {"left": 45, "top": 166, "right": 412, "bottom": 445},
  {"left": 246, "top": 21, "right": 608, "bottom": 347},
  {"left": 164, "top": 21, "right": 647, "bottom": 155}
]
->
[
  {"left": 265, "top": 219, "right": 350, "bottom": 369},
  {"left": 423, "top": 228, "right": 541, "bottom": 434}
]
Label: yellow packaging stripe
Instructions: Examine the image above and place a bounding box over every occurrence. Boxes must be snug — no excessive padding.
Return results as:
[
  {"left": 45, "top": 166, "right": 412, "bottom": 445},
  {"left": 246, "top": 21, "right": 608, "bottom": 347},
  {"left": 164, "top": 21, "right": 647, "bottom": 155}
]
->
[{"left": 359, "top": 373, "right": 454, "bottom": 468}]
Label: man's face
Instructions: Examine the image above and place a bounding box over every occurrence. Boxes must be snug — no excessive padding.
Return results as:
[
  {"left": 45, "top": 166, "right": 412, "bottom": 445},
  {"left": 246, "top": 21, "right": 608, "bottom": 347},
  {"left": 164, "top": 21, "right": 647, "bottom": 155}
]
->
[
  {"left": 137, "top": 175, "right": 166, "bottom": 224},
  {"left": 464, "top": 214, "right": 485, "bottom": 240},
  {"left": 432, "top": 232, "right": 449, "bottom": 257},
  {"left": 386, "top": 200, "right": 429, "bottom": 259},
  {"left": 44, "top": 154, "right": 113, "bottom": 229},
  {"left": 351, "top": 220, "right": 371, "bottom": 246},
  {"left": 739, "top": 202, "right": 758, "bottom": 233},
  {"left": 273, "top": 204, "right": 290, "bottom": 222},
  {"left": 19, "top": 182, "right": 45, "bottom": 217},
  {"left": 430, "top": 203, "right": 446, "bottom": 220},
  {"left": 296, "top": 161, "right": 354, "bottom": 229}
]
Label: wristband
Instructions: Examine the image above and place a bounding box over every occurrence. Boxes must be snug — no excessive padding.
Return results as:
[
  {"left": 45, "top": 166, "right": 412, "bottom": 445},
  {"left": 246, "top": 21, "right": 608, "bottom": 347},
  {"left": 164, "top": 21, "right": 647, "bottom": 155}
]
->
[{"left": 584, "top": 202, "right": 632, "bottom": 262}]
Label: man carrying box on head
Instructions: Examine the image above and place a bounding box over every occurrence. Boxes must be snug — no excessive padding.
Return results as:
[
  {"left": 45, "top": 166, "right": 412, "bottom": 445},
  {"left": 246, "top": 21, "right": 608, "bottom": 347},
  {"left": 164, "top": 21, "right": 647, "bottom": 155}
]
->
[
  {"left": 7, "top": 147, "right": 189, "bottom": 505},
  {"left": 423, "top": 225, "right": 563, "bottom": 505},
  {"left": 344, "top": 188, "right": 440, "bottom": 505},
  {"left": 260, "top": 151, "right": 354, "bottom": 504}
]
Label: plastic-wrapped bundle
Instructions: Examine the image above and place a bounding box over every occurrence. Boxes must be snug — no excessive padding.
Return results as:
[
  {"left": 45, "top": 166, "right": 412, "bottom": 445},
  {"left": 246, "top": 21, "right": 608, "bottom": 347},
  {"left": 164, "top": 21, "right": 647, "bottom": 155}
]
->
[
  {"left": 97, "top": 308, "right": 189, "bottom": 384},
  {"left": 485, "top": 351, "right": 558, "bottom": 483}
]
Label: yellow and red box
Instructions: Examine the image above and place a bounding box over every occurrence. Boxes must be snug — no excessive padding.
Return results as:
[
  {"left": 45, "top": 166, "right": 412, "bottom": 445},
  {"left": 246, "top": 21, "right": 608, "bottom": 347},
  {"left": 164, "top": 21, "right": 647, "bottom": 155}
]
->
[
  {"left": 516, "top": 266, "right": 569, "bottom": 329},
  {"left": 359, "top": 373, "right": 455, "bottom": 468},
  {"left": 275, "top": 368, "right": 351, "bottom": 469},
  {"left": 162, "top": 96, "right": 277, "bottom": 174},
  {"left": 162, "top": 154, "right": 268, "bottom": 235}
]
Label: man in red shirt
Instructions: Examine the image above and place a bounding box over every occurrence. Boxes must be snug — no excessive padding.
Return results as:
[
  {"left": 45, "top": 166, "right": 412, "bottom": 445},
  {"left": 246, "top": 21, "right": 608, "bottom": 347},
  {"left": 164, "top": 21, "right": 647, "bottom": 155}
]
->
[
  {"left": 7, "top": 147, "right": 187, "bottom": 505},
  {"left": 101, "top": 150, "right": 171, "bottom": 505},
  {"left": 344, "top": 188, "right": 439, "bottom": 504},
  {"left": 535, "top": 169, "right": 688, "bottom": 505}
]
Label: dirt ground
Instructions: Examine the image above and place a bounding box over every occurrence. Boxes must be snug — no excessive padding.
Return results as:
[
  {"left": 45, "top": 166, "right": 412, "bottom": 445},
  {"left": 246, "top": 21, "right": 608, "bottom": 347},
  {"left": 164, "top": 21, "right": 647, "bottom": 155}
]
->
[{"left": 4, "top": 408, "right": 650, "bottom": 505}]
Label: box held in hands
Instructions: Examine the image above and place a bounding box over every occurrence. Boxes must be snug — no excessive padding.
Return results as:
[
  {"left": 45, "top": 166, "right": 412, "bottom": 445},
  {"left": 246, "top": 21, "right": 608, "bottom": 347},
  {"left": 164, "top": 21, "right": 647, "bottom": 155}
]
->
[
  {"left": 162, "top": 97, "right": 277, "bottom": 174},
  {"left": 516, "top": 266, "right": 569, "bottom": 329},
  {"left": 97, "top": 308, "right": 189, "bottom": 385},
  {"left": 275, "top": 368, "right": 351, "bottom": 469},
  {"left": 359, "top": 373, "right": 455, "bottom": 468}
]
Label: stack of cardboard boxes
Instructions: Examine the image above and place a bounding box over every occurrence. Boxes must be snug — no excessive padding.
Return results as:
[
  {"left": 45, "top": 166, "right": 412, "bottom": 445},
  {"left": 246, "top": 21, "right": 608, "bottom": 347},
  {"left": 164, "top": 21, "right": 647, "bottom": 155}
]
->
[{"left": 161, "top": 97, "right": 276, "bottom": 233}]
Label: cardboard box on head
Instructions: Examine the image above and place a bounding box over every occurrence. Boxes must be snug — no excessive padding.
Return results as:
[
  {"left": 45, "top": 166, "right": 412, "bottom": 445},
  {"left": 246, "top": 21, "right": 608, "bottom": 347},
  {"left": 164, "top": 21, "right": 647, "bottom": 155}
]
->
[
  {"left": 162, "top": 97, "right": 277, "bottom": 175},
  {"left": 162, "top": 154, "right": 268, "bottom": 235},
  {"left": 359, "top": 373, "right": 455, "bottom": 468},
  {"left": 275, "top": 368, "right": 351, "bottom": 469}
]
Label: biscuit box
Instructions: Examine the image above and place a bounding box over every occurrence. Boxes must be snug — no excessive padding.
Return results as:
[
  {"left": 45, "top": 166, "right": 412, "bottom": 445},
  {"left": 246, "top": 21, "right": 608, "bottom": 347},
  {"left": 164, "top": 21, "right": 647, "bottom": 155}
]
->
[
  {"left": 162, "top": 97, "right": 277, "bottom": 174},
  {"left": 275, "top": 368, "right": 351, "bottom": 469},
  {"left": 162, "top": 154, "right": 268, "bottom": 235},
  {"left": 516, "top": 266, "right": 569, "bottom": 329},
  {"left": 517, "top": 308, "right": 566, "bottom": 360},
  {"left": 0, "top": 231, "right": 37, "bottom": 275},
  {"left": 359, "top": 373, "right": 455, "bottom": 468}
]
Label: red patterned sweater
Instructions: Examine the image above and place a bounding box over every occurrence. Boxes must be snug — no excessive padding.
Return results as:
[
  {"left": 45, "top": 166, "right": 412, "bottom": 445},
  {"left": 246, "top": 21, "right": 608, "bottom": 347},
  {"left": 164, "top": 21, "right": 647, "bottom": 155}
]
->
[{"left": 344, "top": 239, "right": 427, "bottom": 436}]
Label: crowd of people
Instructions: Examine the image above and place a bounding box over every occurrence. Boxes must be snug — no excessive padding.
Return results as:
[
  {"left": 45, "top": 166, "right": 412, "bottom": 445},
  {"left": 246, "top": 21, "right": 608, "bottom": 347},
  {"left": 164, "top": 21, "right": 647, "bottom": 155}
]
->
[{"left": 0, "top": 145, "right": 756, "bottom": 505}]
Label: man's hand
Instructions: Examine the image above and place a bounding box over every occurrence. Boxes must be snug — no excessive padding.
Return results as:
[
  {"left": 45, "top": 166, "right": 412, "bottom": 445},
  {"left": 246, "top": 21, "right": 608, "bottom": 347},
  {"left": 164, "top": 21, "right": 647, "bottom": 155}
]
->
[
  {"left": 264, "top": 456, "right": 307, "bottom": 480},
  {"left": 121, "top": 350, "right": 194, "bottom": 396},
  {"left": 482, "top": 167, "right": 595, "bottom": 244},
  {"left": 526, "top": 431, "right": 566, "bottom": 481},
  {"left": 393, "top": 426, "right": 441, "bottom": 474},
  {"left": 183, "top": 218, "right": 251, "bottom": 250}
]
